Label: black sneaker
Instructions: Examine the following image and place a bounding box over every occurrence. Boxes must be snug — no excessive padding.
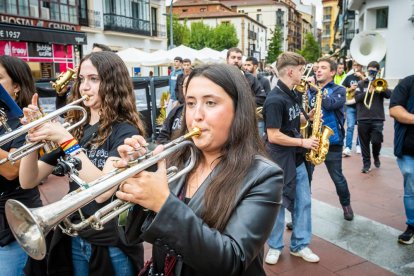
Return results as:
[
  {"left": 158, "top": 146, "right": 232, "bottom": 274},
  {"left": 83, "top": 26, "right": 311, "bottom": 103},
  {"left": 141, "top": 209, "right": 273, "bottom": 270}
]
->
[
  {"left": 361, "top": 166, "right": 371, "bottom": 173},
  {"left": 342, "top": 205, "right": 354, "bottom": 221},
  {"left": 374, "top": 158, "right": 381, "bottom": 168},
  {"left": 286, "top": 222, "right": 293, "bottom": 230},
  {"left": 398, "top": 225, "right": 414, "bottom": 245}
]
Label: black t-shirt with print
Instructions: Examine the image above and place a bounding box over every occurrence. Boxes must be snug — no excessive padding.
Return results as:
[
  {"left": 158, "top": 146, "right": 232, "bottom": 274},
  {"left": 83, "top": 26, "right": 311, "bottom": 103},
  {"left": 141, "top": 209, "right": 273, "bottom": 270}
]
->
[
  {"left": 264, "top": 81, "right": 301, "bottom": 138},
  {"left": 0, "top": 118, "right": 42, "bottom": 246},
  {"left": 390, "top": 75, "right": 414, "bottom": 156},
  {"left": 41, "top": 122, "right": 139, "bottom": 216}
]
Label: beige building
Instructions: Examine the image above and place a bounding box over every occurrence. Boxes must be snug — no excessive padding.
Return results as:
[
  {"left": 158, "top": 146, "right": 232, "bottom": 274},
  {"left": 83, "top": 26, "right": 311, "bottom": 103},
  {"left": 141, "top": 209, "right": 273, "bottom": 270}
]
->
[
  {"left": 171, "top": 0, "right": 267, "bottom": 60},
  {"left": 322, "top": 0, "right": 340, "bottom": 54}
]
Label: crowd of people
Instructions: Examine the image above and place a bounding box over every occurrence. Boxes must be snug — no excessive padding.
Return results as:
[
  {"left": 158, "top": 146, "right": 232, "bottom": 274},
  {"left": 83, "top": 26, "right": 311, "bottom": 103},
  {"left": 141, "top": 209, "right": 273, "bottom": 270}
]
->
[{"left": 0, "top": 43, "right": 412, "bottom": 276}]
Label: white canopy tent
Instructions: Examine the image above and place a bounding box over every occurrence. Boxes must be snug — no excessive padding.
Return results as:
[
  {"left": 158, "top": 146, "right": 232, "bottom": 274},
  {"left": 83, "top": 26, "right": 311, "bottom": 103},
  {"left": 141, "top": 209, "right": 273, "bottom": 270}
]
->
[
  {"left": 116, "top": 48, "right": 150, "bottom": 67},
  {"left": 140, "top": 45, "right": 199, "bottom": 67},
  {"left": 195, "top": 47, "right": 225, "bottom": 64}
]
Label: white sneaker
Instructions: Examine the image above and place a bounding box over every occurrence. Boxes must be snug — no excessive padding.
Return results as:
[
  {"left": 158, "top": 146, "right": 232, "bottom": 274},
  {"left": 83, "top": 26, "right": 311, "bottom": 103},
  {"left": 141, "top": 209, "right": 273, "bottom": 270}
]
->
[
  {"left": 265, "top": 248, "right": 281, "bottom": 265},
  {"left": 356, "top": 145, "right": 361, "bottom": 154},
  {"left": 290, "top": 247, "right": 320, "bottom": 263},
  {"left": 343, "top": 147, "right": 352, "bottom": 157}
]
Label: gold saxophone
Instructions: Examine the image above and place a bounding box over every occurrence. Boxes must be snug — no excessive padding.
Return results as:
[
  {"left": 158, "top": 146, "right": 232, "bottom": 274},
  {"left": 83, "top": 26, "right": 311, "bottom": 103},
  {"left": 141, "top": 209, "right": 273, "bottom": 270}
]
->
[
  {"left": 300, "top": 91, "right": 310, "bottom": 139},
  {"left": 305, "top": 83, "right": 334, "bottom": 165}
]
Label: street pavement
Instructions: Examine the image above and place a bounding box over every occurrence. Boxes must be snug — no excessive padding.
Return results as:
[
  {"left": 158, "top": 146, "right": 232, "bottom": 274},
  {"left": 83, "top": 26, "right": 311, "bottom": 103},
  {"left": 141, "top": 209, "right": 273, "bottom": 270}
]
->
[{"left": 37, "top": 101, "right": 413, "bottom": 275}]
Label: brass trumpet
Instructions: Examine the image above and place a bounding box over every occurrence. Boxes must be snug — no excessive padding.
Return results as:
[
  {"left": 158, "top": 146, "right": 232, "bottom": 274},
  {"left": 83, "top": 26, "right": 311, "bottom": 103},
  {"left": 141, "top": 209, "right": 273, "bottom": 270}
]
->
[
  {"left": 0, "top": 96, "right": 89, "bottom": 165},
  {"left": 363, "top": 77, "right": 388, "bottom": 109},
  {"left": 295, "top": 63, "right": 314, "bottom": 93},
  {"left": 5, "top": 128, "right": 201, "bottom": 260},
  {"left": 52, "top": 68, "right": 76, "bottom": 95}
]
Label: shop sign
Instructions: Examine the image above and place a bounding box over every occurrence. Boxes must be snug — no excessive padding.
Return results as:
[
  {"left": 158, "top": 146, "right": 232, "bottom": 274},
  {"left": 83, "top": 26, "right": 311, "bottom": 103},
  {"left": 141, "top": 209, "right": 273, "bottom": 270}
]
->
[
  {"left": 10, "top": 41, "right": 28, "bottom": 57},
  {"left": 0, "top": 14, "right": 79, "bottom": 31},
  {"left": 0, "top": 23, "right": 87, "bottom": 45},
  {"left": 0, "top": 41, "right": 28, "bottom": 57},
  {"left": 28, "top": 43, "right": 53, "bottom": 58}
]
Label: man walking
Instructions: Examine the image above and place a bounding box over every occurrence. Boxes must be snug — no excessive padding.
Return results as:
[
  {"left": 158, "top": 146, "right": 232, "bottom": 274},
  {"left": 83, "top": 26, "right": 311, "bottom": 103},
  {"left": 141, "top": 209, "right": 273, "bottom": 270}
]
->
[{"left": 389, "top": 75, "right": 414, "bottom": 245}]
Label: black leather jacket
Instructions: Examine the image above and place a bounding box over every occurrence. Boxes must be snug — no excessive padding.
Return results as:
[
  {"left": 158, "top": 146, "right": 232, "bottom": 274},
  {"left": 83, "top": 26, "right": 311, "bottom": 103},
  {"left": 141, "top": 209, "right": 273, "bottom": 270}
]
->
[{"left": 125, "top": 156, "right": 283, "bottom": 275}]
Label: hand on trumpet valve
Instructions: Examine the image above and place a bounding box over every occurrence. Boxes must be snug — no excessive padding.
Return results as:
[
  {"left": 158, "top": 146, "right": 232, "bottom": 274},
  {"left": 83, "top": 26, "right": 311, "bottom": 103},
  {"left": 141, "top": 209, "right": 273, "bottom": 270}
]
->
[
  {"left": 114, "top": 135, "right": 155, "bottom": 167},
  {"left": 115, "top": 135, "right": 169, "bottom": 212},
  {"left": 21, "top": 93, "right": 43, "bottom": 125},
  {"left": 26, "top": 120, "right": 73, "bottom": 144}
]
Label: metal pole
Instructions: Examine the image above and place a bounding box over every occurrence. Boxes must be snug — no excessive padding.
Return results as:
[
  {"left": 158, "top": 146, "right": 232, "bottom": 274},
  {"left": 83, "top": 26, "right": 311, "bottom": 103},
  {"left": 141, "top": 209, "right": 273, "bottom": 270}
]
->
[{"left": 169, "top": 0, "right": 174, "bottom": 49}]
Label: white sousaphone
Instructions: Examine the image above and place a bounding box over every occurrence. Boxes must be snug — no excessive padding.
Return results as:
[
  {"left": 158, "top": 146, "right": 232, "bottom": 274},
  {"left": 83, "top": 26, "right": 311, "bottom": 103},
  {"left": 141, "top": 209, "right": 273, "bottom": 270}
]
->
[{"left": 350, "top": 31, "right": 386, "bottom": 66}]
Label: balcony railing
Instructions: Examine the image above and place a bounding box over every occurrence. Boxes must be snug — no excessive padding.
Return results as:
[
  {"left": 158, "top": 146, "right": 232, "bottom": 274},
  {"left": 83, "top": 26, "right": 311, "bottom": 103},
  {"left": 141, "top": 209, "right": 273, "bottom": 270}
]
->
[
  {"left": 152, "top": 23, "right": 167, "bottom": 38},
  {"left": 103, "top": 13, "right": 151, "bottom": 36},
  {"left": 79, "top": 8, "right": 102, "bottom": 28}
]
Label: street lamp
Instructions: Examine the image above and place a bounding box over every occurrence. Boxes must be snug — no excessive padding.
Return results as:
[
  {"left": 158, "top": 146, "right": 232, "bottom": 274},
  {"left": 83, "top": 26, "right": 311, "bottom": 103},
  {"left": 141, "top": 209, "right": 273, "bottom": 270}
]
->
[{"left": 168, "top": 0, "right": 174, "bottom": 49}]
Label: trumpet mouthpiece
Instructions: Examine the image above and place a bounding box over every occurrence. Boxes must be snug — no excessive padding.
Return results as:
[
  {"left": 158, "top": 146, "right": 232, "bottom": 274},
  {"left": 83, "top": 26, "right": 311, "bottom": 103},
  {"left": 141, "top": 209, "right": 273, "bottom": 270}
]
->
[
  {"left": 185, "top": 127, "right": 201, "bottom": 139},
  {"left": 83, "top": 95, "right": 90, "bottom": 101}
]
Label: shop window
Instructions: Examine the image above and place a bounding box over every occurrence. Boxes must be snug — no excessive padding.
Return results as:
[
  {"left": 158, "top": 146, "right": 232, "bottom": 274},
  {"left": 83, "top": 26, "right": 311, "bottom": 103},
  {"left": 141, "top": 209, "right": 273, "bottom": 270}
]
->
[
  {"left": 51, "top": 2, "right": 60, "bottom": 21},
  {"left": 19, "top": 0, "right": 30, "bottom": 16},
  {"left": 61, "top": 4, "right": 69, "bottom": 22},
  {"left": 376, "top": 7, "right": 388, "bottom": 28},
  {"left": 69, "top": 6, "right": 77, "bottom": 23},
  {"left": 7, "top": 0, "right": 18, "bottom": 15}
]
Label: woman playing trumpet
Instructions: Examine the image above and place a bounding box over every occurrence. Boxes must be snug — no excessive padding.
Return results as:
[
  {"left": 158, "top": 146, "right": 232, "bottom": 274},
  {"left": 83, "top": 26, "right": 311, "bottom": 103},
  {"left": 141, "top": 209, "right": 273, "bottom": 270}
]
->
[
  {"left": 115, "top": 64, "right": 284, "bottom": 275},
  {"left": 19, "top": 51, "right": 145, "bottom": 275},
  {"left": 0, "top": 56, "right": 42, "bottom": 275}
]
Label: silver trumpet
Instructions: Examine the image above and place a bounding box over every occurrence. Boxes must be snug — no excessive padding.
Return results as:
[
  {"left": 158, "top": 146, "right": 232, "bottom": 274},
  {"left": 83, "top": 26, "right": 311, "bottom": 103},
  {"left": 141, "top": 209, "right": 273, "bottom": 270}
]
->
[
  {"left": 5, "top": 128, "right": 201, "bottom": 260},
  {"left": 0, "top": 96, "right": 89, "bottom": 165}
]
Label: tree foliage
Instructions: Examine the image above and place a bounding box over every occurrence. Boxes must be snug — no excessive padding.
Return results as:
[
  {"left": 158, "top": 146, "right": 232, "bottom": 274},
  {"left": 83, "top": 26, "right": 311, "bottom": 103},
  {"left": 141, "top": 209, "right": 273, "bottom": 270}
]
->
[
  {"left": 298, "top": 32, "right": 321, "bottom": 63},
  {"left": 266, "top": 25, "right": 284, "bottom": 64},
  {"left": 167, "top": 15, "right": 190, "bottom": 47},
  {"left": 209, "top": 23, "right": 239, "bottom": 51},
  {"left": 188, "top": 21, "right": 212, "bottom": 49},
  {"left": 169, "top": 18, "right": 238, "bottom": 51}
]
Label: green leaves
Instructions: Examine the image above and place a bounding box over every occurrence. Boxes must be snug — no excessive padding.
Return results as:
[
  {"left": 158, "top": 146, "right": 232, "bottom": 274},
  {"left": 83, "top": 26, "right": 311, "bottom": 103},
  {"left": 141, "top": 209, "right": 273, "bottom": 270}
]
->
[
  {"left": 169, "top": 19, "right": 238, "bottom": 51},
  {"left": 298, "top": 32, "right": 321, "bottom": 63},
  {"left": 266, "top": 25, "right": 283, "bottom": 64}
]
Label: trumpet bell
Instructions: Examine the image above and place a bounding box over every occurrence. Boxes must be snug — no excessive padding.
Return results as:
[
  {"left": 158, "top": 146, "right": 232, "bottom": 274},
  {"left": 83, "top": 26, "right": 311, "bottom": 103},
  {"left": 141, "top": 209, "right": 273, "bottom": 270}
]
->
[
  {"left": 5, "top": 200, "right": 48, "bottom": 260},
  {"left": 372, "top": 78, "right": 388, "bottom": 92},
  {"left": 350, "top": 32, "right": 386, "bottom": 66}
]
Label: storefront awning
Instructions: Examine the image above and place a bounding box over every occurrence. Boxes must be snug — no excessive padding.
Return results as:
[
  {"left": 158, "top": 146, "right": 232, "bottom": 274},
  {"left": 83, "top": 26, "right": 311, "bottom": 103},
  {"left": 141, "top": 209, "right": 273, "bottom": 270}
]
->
[{"left": 0, "top": 23, "right": 87, "bottom": 45}]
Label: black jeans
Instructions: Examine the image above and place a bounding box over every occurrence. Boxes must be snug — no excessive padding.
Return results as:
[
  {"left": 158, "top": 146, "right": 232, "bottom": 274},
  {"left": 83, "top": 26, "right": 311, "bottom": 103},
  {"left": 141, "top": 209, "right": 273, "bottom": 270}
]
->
[
  {"left": 308, "top": 150, "right": 351, "bottom": 206},
  {"left": 324, "top": 150, "right": 351, "bottom": 206},
  {"left": 357, "top": 121, "right": 384, "bottom": 168}
]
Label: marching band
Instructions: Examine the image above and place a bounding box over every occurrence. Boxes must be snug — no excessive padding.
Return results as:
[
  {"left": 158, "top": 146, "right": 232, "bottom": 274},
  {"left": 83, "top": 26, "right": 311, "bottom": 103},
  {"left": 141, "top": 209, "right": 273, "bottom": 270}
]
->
[{"left": 0, "top": 33, "right": 413, "bottom": 276}]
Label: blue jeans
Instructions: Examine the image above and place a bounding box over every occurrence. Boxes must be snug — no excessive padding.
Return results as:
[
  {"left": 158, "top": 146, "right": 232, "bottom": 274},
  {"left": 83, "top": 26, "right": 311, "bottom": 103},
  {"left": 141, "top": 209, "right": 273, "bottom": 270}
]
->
[
  {"left": 258, "top": 120, "right": 265, "bottom": 138},
  {"left": 0, "top": 240, "right": 27, "bottom": 275},
  {"left": 71, "top": 236, "right": 134, "bottom": 276},
  {"left": 345, "top": 106, "right": 357, "bottom": 149},
  {"left": 324, "top": 150, "right": 351, "bottom": 206},
  {"left": 397, "top": 156, "right": 414, "bottom": 227},
  {"left": 267, "top": 162, "right": 312, "bottom": 252}
]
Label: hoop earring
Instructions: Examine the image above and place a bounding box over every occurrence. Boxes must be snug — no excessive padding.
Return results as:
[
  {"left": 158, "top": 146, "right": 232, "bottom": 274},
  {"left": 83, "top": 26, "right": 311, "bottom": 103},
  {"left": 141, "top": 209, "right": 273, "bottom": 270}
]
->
[{"left": 14, "top": 91, "right": 19, "bottom": 98}]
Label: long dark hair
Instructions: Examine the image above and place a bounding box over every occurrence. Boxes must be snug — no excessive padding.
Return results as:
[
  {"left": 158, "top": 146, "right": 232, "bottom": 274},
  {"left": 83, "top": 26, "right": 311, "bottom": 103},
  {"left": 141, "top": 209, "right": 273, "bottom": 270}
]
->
[
  {"left": 0, "top": 56, "right": 36, "bottom": 108},
  {"left": 68, "top": 51, "right": 146, "bottom": 145},
  {"left": 179, "top": 64, "right": 265, "bottom": 231}
]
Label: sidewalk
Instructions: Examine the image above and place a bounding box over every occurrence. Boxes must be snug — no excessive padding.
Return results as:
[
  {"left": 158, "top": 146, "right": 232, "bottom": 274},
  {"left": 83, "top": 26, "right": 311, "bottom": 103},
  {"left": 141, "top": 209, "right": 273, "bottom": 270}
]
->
[{"left": 37, "top": 102, "right": 412, "bottom": 275}]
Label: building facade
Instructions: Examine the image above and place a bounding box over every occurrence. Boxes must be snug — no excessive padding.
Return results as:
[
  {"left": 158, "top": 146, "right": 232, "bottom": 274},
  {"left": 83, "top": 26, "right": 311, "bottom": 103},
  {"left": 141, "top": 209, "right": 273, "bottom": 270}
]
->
[
  {"left": 0, "top": 0, "right": 87, "bottom": 79},
  {"left": 79, "top": 0, "right": 167, "bottom": 53},
  {"left": 348, "top": 0, "right": 414, "bottom": 83},
  {"left": 0, "top": 0, "right": 167, "bottom": 79},
  {"left": 172, "top": 0, "right": 267, "bottom": 60},
  {"left": 322, "top": 0, "right": 340, "bottom": 54}
]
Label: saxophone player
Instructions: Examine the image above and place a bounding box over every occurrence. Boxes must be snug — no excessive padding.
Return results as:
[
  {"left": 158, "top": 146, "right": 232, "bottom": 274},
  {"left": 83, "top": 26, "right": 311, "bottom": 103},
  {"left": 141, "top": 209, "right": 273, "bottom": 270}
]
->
[
  {"left": 263, "top": 52, "right": 320, "bottom": 265},
  {"left": 308, "top": 57, "right": 354, "bottom": 221}
]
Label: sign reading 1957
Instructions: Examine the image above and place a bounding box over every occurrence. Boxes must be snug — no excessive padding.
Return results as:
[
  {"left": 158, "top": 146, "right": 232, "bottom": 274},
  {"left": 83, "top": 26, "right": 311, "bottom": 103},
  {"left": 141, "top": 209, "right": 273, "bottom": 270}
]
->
[{"left": 0, "top": 30, "right": 21, "bottom": 39}]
